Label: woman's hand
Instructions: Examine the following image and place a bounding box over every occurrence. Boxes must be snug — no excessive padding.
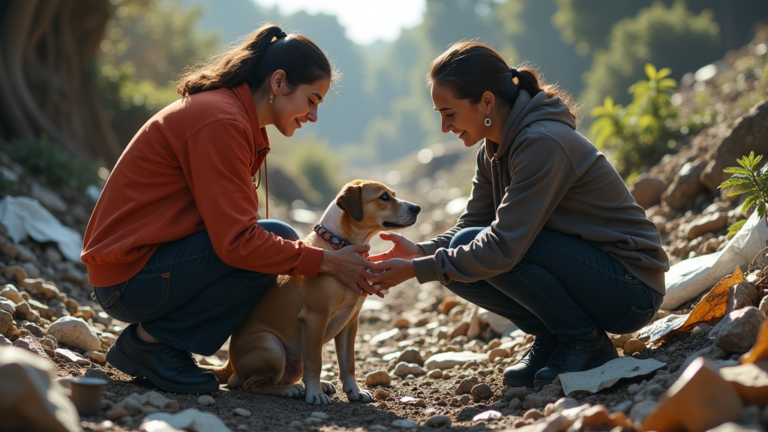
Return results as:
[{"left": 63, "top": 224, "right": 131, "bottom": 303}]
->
[
  {"left": 366, "top": 259, "right": 416, "bottom": 290},
  {"left": 319, "top": 245, "right": 385, "bottom": 298},
  {"left": 368, "top": 233, "right": 425, "bottom": 262}
]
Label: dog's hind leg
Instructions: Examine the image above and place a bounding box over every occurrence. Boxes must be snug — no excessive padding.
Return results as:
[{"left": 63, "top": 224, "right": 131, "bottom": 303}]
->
[{"left": 234, "top": 332, "right": 305, "bottom": 399}]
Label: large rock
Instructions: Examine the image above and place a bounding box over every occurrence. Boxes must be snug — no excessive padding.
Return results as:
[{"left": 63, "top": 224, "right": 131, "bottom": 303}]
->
[
  {"left": 0, "top": 347, "right": 82, "bottom": 432},
  {"left": 662, "top": 158, "right": 707, "bottom": 210},
  {"left": 642, "top": 358, "right": 742, "bottom": 432},
  {"left": 700, "top": 101, "right": 768, "bottom": 194},
  {"left": 630, "top": 174, "right": 667, "bottom": 208},
  {"left": 727, "top": 282, "right": 759, "bottom": 313},
  {"left": 686, "top": 213, "right": 727, "bottom": 239},
  {"left": 47, "top": 316, "right": 101, "bottom": 352},
  {"left": 0, "top": 309, "right": 14, "bottom": 338},
  {"left": 714, "top": 307, "right": 767, "bottom": 354}
]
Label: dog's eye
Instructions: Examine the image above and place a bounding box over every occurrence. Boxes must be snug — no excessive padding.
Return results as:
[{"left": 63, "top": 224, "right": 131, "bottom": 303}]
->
[{"left": 380, "top": 192, "right": 389, "bottom": 201}]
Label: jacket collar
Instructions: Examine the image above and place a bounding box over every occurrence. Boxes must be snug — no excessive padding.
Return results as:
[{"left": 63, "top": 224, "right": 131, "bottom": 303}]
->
[{"left": 232, "top": 82, "right": 270, "bottom": 153}]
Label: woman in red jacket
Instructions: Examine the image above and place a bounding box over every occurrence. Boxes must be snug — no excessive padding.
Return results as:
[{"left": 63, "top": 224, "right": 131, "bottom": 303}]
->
[{"left": 83, "top": 25, "right": 379, "bottom": 394}]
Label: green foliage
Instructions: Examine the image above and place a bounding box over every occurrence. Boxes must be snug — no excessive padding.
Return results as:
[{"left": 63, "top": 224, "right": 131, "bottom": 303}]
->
[
  {"left": 727, "top": 219, "right": 746, "bottom": 239},
  {"left": 1, "top": 137, "right": 100, "bottom": 192},
  {"left": 590, "top": 64, "right": 685, "bottom": 176},
  {"left": 96, "top": 0, "right": 217, "bottom": 145},
  {"left": 719, "top": 152, "right": 768, "bottom": 238},
  {"left": 581, "top": 1, "right": 720, "bottom": 113},
  {"left": 287, "top": 139, "right": 342, "bottom": 205}
]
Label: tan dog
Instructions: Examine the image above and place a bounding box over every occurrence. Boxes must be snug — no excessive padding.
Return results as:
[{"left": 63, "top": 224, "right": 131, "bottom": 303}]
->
[{"left": 212, "top": 180, "right": 420, "bottom": 405}]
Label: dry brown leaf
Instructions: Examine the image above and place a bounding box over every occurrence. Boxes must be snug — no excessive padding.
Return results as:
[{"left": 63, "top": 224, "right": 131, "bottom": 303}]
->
[
  {"left": 741, "top": 321, "right": 768, "bottom": 364},
  {"left": 658, "top": 266, "right": 743, "bottom": 343}
]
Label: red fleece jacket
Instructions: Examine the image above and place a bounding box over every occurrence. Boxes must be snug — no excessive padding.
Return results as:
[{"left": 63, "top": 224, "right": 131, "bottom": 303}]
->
[{"left": 81, "top": 82, "right": 324, "bottom": 287}]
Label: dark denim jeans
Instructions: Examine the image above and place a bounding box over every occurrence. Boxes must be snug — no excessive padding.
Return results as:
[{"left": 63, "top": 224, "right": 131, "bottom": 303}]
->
[
  {"left": 93, "top": 220, "right": 298, "bottom": 356},
  {"left": 446, "top": 227, "right": 663, "bottom": 338}
]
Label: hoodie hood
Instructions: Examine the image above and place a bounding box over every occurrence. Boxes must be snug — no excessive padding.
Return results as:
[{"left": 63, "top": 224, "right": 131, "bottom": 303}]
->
[{"left": 485, "top": 89, "right": 576, "bottom": 161}]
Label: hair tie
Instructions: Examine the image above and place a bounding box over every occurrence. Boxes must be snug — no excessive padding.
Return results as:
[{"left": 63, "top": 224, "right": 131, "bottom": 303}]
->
[
  {"left": 509, "top": 66, "right": 519, "bottom": 78},
  {"left": 275, "top": 31, "right": 287, "bottom": 40}
]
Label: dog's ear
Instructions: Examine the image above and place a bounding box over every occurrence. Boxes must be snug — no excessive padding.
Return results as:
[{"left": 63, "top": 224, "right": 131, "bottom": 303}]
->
[{"left": 336, "top": 184, "right": 364, "bottom": 222}]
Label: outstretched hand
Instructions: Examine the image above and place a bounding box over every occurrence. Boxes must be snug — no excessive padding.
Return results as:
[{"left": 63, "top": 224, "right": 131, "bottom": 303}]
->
[
  {"left": 368, "top": 232, "right": 424, "bottom": 262},
  {"left": 319, "top": 245, "right": 386, "bottom": 298},
  {"left": 365, "top": 258, "right": 416, "bottom": 290}
]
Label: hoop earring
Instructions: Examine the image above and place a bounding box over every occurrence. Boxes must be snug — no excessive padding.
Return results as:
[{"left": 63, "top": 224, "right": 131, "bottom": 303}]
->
[
  {"left": 269, "top": 93, "right": 274, "bottom": 104},
  {"left": 484, "top": 117, "right": 492, "bottom": 127}
]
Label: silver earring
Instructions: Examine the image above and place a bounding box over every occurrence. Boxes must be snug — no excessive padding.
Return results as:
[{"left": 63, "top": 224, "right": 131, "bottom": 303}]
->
[
  {"left": 269, "top": 93, "right": 274, "bottom": 104},
  {"left": 484, "top": 117, "right": 492, "bottom": 127}
]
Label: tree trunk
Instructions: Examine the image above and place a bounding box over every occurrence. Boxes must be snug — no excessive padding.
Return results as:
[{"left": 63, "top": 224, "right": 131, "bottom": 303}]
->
[{"left": 0, "top": 0, "right": 120, "bottom": 165}]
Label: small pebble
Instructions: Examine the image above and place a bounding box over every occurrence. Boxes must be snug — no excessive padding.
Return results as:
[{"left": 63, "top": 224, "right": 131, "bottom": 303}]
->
[
  {"left": 233, "top": 408, "right": 251, "bottom": 417},
  {"left": 197, "top": 395, "right": 215, "bottom": 406}
]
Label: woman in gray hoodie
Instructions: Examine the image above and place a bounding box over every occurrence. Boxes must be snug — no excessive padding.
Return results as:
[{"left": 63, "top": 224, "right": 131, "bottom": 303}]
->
[{"left": 369, "top": 42, "right": 669, "bottom": 388}]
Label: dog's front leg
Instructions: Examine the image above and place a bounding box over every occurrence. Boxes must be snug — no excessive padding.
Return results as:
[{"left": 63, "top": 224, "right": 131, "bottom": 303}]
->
[
  {"left": 335, "top": 311, "right": 373, "bottom": 403},
  {"left": 299, "top": 310, "right": 332, "bottom": 405}
]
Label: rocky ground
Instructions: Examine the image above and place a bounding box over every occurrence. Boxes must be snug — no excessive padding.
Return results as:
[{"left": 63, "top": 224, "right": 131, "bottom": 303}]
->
[{"left": 1, "top": 28, "right": 768, "bottom": 432}]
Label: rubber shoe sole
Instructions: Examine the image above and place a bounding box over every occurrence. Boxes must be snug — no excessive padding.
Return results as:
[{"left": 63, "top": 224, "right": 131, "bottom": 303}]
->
[
  {"left": 532, "top": 347, "right": 618, "bottom": 388},
  {"left": 502, "top": 375, "right": 535, "bottom": 387},
  {"left": 106, "top": 345, "right": 220, "bottom": 394}
]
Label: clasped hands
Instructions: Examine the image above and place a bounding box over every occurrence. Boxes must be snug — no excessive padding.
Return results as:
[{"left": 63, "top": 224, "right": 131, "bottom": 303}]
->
[{"left": 324, "top": 232, "right": 423, "bottom": 298}]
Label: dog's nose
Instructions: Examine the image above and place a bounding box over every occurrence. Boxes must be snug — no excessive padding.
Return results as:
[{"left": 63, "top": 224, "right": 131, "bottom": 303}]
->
[{"left": 408, "top": 204, "right": 421, "bottom": 215}]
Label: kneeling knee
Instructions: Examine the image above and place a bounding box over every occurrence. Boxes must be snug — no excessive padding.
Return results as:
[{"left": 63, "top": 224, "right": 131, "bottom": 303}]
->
[{"left": 258, "top": 220, "right": 300, "bottom": 241}]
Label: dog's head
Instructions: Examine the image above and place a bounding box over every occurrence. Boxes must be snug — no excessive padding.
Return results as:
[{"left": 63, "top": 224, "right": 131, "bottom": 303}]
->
[{"left": 335, "top": 180, "right": 420, "bottom": 234}]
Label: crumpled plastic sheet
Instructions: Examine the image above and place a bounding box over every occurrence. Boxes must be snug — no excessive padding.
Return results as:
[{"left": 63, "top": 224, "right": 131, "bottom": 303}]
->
[
  {"left": 663, "top": 212, "right": 767, "bottom": 310},
  {"left": 0, "top": 195, "right": 83, "bottom": 262}
]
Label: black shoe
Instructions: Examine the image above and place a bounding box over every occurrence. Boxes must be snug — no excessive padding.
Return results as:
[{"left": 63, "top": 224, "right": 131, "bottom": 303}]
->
[
  {"left": 533, "top": 328, "right": 618, "bottom": 387},
  {"left": 106, "top": 324, "right": 219, "bottom": 394},
  {"left": 503, "top": 335, "right": 560, "bottom": 387}
]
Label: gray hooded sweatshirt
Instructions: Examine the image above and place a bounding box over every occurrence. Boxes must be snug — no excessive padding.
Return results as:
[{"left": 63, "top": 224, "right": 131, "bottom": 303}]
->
[{"left": 413, "top": 90, "right": 670, "bottom": 295}]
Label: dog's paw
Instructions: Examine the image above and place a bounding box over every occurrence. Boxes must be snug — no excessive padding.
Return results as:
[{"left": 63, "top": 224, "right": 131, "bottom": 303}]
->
[
  {"left": 320, "top": 380, "right": 337, "bottom": 395},
  {"left": 305, "top": 392, "right": 332, "bottom": 405},
  {"left": 346, "top": 387, "right": 374, "bottom": 403},
  {"left": 283, "top": 384, "right": 305, "bottom": 399}
]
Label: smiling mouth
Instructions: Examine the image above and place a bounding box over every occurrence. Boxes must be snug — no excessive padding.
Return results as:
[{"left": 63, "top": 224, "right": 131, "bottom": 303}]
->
[
  {"left": 453, "top": 131, "right": 465, "bottom": 139},
  {"left": 295, "top": 118, "right": 303, "bottom": 129}
]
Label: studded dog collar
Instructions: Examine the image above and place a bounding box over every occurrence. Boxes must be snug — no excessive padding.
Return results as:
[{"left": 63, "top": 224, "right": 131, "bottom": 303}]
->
[{"left": 313, "top": 223, "right": 352, "bottom": 250}]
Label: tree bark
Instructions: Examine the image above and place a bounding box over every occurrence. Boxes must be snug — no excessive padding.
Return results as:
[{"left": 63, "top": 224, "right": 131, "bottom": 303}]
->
[{"left": 0, "top": 0, "right": 120, "bottom": 165}]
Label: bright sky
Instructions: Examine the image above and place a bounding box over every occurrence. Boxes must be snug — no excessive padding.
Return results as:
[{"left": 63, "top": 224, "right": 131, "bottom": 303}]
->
[{"left": 252, "top": 0, "right": 427, "bottom": 45}]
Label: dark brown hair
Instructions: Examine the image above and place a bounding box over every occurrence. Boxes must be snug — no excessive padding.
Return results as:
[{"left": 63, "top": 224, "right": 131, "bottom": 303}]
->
[
  {"left": 428, "top": 41, "right": 576, "bottom": 121},
  {"left": 177, "top": 24, "right": 334, "bottom": 97}
]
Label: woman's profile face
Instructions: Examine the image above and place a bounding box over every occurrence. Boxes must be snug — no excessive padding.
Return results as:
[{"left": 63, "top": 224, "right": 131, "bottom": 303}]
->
[
  {"left": 431, "top": 82, "right": 486, "bottom": 147},
  {"left": 272, "top": 76, "right": 331, "bottom": 137}
]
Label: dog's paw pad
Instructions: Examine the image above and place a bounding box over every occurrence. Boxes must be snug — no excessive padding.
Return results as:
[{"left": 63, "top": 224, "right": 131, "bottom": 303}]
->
[{"left": 320, "top": 380, "right": 337, "bottom": 394}]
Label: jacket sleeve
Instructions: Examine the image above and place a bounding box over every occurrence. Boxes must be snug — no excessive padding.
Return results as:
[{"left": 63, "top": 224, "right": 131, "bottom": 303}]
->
[
  {"left": 413, "top": 133, "right": 576, "bottom": 284},
  {"left": 417, "top": 145, "right": 496, "bottom": 255},
  {"left": 178, "top": 119, "right": 324, "bottom": 277}
]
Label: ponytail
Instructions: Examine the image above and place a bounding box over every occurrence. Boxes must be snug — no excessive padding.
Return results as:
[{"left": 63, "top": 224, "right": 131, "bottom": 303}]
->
[
  {"left": 177, "top": 23, "right": 333, "bottom": 97},
  {"left": 428, "top": 42, "right": 577, "bottom": 122}
]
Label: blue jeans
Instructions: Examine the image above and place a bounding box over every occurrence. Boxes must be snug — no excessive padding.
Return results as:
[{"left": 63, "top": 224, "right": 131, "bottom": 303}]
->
[
  {"left": 93, "top": 220, "right": 297, "bottom": 356},
  {"left": 446, "top": 227, "right": 663, "bottom": 338}
]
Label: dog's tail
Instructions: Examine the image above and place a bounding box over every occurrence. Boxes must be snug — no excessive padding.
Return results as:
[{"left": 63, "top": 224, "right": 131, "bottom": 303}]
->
[{"left": 208, "top": 358, "right": 235, "bottom": 384}]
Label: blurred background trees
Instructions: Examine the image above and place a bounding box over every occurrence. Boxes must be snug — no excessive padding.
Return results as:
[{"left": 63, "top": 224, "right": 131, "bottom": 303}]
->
[{"left": 0, "top": 0, "right": 766, "bottom": 203}]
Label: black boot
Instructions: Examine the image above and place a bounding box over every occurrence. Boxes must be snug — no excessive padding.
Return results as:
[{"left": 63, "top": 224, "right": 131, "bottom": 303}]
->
[
  {"left": 533, "top": 327, "right": 618, "bottom": 387},
  {"left": 106, "top": 324, "right": 220, "bottom": 394},
  {"left": 503, "top": 335, "right": 560, "bottom": 387}
]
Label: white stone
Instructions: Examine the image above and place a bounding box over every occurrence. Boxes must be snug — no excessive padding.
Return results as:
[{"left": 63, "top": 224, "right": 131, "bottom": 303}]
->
[
  {"left": 144, "top": 409, "right": 231, "bottom": 432},
  {"left": 233, "top": 408, "right": 250, "bottom": 417},
  {"left": 140, "top": 419, "right": 184, "bottom": 432},
  {"left": 140, "top": 391, "right": 179, "bottom": 411},
  {"left": 0, "top": 284, "right": 21, "bottom": 303},
  {"left": 559, "top": 357, "right": 666, "bottom": 396},
  {"left": 0, "top": 297, "right": 15, "bottom": 314},
  {"left": 47, "top": 316, "right": 101, "bottom": 351},
  {"left": 197, "top": 395, "right": 216, "bottom": 406},
  {"left": 55, "top": 348, "right": 90, "bottom": 365},
  {"left": 370, "top": 328, "right": 400, "bottom": 344},
  {"left": 393, "top": 362, "right": 424, "bottom": 377},
  {"left": 310, "top": 411, "right": 329, "bottom": 419},
  {"left": 392, "top": 418, "right": 420, "bottom": 428},
  {"left": 424, "top": 351, "right": 487, "bottom": 370}
]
